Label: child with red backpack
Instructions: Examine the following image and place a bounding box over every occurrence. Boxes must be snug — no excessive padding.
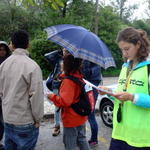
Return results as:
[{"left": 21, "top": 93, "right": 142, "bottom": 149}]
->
[{"left": 47, "top": 51, "right": 90, "bottom": 150}]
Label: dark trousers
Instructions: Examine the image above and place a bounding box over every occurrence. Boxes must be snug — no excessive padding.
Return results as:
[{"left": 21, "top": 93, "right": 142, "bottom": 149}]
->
[
  {"left": 63, "top": 124, "right": 90, "bottom": 150},
  {"left": 109, "top": 138, "right": 150, "bottom": 150},
  {"left": 0, "top": 104, "right": 4, "bottom": 141},
  {"left": 88, "top": 88, "right": 98, "bottom": 141}
]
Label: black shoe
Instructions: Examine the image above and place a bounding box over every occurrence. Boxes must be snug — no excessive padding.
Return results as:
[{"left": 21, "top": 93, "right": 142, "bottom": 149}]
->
[
  {"left": 0, "top": 144, "right": 4, "bottom": 150},
  {"left": 52, "top": 126, "right": 60, "bottom": 136}
]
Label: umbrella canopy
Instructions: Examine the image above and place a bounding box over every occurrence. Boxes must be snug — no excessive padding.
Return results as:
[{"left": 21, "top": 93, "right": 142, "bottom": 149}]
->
[{"left": 44, "top": 24, "right": 116, "bottom": 69}]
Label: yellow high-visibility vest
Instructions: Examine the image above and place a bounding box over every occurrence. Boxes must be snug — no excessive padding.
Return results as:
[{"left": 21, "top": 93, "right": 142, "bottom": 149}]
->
[{"left": 112, "top": 65, "right": 150, "bottom": 147}]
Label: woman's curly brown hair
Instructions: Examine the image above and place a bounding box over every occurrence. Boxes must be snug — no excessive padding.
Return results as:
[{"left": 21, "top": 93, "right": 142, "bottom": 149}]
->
[{"left": 116, "top": 27, "right": 150, "bottom": 62}]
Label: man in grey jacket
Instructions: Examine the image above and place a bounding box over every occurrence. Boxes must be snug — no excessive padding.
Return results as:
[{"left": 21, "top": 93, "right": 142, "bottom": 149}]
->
[{"left": 0, "top": 30, "right": 44, "bottom": 150}]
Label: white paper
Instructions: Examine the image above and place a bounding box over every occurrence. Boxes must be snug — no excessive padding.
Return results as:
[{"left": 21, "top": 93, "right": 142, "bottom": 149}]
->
[
  {"left": 83, "top": 79, "right": 114, "bottom": 95},
  {"left": 43, "top": 81, "right": 53, "bottom": 104}
]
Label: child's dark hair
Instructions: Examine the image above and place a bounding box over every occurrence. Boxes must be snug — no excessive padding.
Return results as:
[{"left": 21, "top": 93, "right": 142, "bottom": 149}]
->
[
  {"left": 116, "top": 27, "right": 150, "bottom": 62},
  {"left": 63, "top": 54, "right": 82, "bottom": 75},
  {"left": 11, "top": 30, "right": 29, "bottom": 49}
]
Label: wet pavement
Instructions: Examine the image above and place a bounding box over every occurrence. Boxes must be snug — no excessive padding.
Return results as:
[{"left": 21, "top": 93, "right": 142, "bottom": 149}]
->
[{"left": 36, "top": 115, "right": 112, "bottom": 150}]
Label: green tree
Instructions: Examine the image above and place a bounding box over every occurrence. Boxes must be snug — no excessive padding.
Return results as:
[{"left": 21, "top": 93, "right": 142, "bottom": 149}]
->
[
  {"left": 5, "top": 0, "right": 64, "bottom": 9},
  {"left": 132, "top": 19, "right": 150, "bottom": 37},
  {"left": 110, "top": 0, "right": 138, "bottom": 22},
  {"left": 0, "top": 0, "right": 130, "bottom": 76},
  {"left": 30, "top": 37, "right": 61, "bottom": 78},
  {"left": 66, "top": 0, "right": 95, "bottom": 28},
  {"left": 98, "top": 6, "right": 126, "bottom": 68},
  {"left": 144, "top": 0, "right": 150, "bottom": 18},
  {"left": 111, "top": 0, "right": 127, "bottom": 20},
  {"left": 0, "top": 2, "right": 44, "bottom": 40}
]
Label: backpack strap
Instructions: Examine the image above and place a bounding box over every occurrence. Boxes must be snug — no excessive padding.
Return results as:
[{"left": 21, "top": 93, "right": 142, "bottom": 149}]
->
[
  {"left": 64, "top": 75, "right": 92, "bottom": 116},
  {"left": 63, "top": 75, "right": 85, "bottom": 87},
  {"left": 56, "top": 76, "right": 85, "bottom": 113}
]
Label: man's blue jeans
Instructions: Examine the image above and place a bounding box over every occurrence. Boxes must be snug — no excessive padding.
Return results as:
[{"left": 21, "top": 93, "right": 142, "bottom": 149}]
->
[
  {"left": 53, "top": 89, "right": 60, "bottom": 127},
  {"left": 55, "top": 106, "right": 60, "bottom": 127},
  {"left": 4, "top": 123, "right": 39, "bottom": 150}
]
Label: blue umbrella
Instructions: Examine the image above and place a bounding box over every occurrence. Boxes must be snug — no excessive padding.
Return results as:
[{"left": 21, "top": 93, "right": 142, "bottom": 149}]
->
[{"left": 44, "top": 24, "right": 116, "bottom": 69}]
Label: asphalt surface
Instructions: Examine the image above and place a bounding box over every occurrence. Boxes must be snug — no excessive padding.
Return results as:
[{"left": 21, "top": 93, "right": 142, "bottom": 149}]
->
[
  {"left": 102, "top": 77, "right": 118, "bottom": 86},
  {"left": 36, "top": 115, "right": 112, "bottom": 150}
]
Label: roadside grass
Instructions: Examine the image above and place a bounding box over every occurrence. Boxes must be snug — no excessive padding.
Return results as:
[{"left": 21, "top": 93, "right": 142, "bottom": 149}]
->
[{"left": 102, "top": 68, "right": 120, "bottom": 77}]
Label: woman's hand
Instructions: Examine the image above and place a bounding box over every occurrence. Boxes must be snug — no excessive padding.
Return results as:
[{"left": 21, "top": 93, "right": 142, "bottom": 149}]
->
[
  {"left": 97, "top": 86, "right": 113, "bottom": 95},
  {"left": 113, "top": 92, "right": 134, "bottom": 102},
  {"left": 34, "top": 122, "right": 40, "bottom": 128},
  {"left": 47, "top": 93, "right": 52, "bottom": 100}
]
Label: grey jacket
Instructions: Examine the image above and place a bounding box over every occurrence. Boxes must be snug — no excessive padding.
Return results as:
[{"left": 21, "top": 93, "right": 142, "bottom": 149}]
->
[{"left": 0, "top": 48, "right": 44, "bottom": 125}]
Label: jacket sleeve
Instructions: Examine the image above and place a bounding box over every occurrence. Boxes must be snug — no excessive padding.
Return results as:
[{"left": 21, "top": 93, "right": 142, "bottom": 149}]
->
[
  {"left": 29, "top": 66, "right": 44, "bottom": 123},
  {"left": 0, "top": 66, "right": 3, "bottom": 99},
  {"left": 48, "top": 79, "right": 80, "bottom": 107},
  {"left": 133, "top": 94, "right": 150, "bottom": 108},
  {"left": 133, "top": 74, "right": 150, "bottom": 108},
  {"left": 0, "top": 78, "right": 2, "bottom": 105}
]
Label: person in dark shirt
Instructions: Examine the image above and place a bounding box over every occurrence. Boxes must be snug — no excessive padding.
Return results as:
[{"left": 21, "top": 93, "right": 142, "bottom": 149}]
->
[
  {"left": 0, "top": 41, "right": 11, "bottom": 150},
  {"left": 45, "top": 50, "right": 63, "bottom": 136},
  {"left": 82, "top": 60, "right": 101, "bottom": 147},
  {"left": 0, "top": 41, "right": 11, "bottom": 64}
]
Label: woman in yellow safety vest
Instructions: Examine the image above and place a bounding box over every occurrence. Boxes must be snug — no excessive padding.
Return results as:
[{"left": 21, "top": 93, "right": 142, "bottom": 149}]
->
[{"left": 99, "top": 27, "right": 150, "bottom": 150}]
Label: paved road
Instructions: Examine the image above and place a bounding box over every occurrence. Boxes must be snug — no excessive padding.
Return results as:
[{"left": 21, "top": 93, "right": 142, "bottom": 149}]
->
[
  {"left": 36, "top": 115, "right": 112, "bottom": 150},
  {"left": 102, "top": 77, "right": 118, "bottom": 86}
]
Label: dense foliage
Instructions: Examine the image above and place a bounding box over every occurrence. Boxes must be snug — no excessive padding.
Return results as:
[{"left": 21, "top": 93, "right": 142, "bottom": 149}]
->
[
  {"left": 29, "top": 36, "right": 61, "bottom": 78},
  {"left": 1, "top": 0, "right": 150, "bottom": 78}
]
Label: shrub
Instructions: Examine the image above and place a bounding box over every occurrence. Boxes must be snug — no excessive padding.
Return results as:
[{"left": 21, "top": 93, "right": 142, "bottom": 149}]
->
[{"left": 30, "top": 38, "right": 61, "bottom": 79}]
